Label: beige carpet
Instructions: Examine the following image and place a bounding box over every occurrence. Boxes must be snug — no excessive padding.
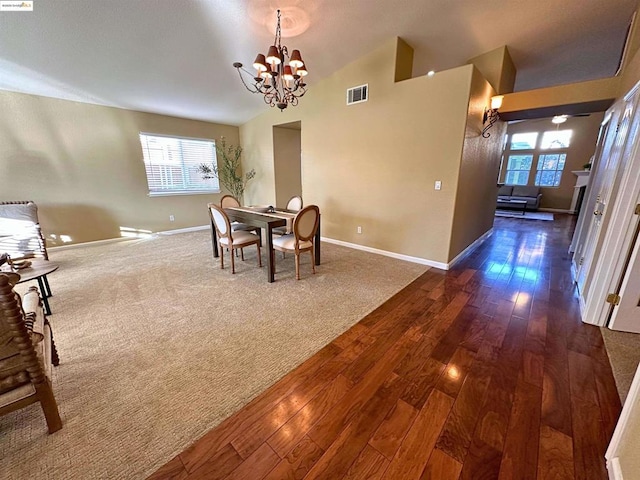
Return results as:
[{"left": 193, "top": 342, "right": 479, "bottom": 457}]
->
[
  {"left": 601, "top": 327, "right": 640, "bottom": 404},
  {"left": 0, "top": 230, "right": 428, "bottom": 479}
]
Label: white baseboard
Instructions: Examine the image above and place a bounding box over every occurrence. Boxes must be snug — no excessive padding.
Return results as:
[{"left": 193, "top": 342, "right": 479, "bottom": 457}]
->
[
  {"left": 48, "top": 236, "right": 136, "bottom": 251},
  {"left": 607, "top": 458, "right": 624, "bottom": 480},
  {"left": 49, "top": 225, "right": 209, "bottom": 251},
  {"left": 157, "top": 225, "right": 209, "bottom": 235},
  {"left": 321, "top": 230, "right": 492, "bottom": 270},
  {"left": 447, "top": 228, "right": 493, "bottom": 269},
  {"left": 539, "top": 207, "right": 572, "bottom": 214},
  {"left": 321, "top": 237, "right": 452, "bottom": 270}
]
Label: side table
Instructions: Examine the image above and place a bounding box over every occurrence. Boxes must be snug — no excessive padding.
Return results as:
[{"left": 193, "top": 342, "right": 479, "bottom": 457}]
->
[{"left": 7, "top": 261, "right": 59, "bottom": 315}]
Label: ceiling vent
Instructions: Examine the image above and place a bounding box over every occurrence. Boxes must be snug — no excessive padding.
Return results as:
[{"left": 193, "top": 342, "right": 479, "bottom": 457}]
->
[{"left": 347, "top": 84, "right": 368, "bottom": 105}]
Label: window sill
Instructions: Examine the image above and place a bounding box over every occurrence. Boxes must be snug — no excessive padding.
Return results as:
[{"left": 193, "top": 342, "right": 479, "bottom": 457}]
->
[{"left": 148, "top": 190, "right": 220, "bottom": 197}]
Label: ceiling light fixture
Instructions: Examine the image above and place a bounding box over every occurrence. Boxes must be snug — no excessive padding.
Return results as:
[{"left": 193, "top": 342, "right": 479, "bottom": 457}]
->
[
  {"left": 482, "top": 95, "right": 504, "bottom": 138},
  {"left": 552, "top": 115, "right": 568, "bottom": 124},
  {"left": 233, "top": 10, "right": 308, "bottom": 111}
]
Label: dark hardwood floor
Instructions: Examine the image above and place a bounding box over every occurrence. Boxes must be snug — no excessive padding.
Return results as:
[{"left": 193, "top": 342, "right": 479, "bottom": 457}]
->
[{"left": 149, "top": 215, "right": 622, "bottom": 480}]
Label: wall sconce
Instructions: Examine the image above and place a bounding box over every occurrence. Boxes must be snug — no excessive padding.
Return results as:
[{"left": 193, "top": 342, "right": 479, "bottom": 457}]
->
[{"left": 482, "top": 95, "right": 504, "bottom": 138}]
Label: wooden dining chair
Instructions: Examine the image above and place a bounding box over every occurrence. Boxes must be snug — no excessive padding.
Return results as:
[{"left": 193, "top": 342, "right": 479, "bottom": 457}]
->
[
  {"left": 208, "top": 203, "right": 262, "bottom": 274},
  {"left": 273, "top": 195, "right": 303, "bottom": 236},
  {"left": 285, "top": 195, "right": 303, "bottom": 211},
  {"left": 272, "top": 205, "right": 319, "bottom": 280},
  {"left": 220, "top": 195, "right": 240, "bottom": 208},
  {"left": 220, "top": 195, "right": 260, "bottom": 236}
]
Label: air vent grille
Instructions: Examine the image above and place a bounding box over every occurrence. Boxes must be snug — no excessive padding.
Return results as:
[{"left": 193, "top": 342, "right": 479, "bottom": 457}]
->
[{"left": 347, "top": 84, "right": 368, "bottom": 105}]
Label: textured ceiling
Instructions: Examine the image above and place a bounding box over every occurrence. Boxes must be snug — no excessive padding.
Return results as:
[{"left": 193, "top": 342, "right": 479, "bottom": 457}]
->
[{"left": 0, "top": 0, "right": 636, "bottom": 125}]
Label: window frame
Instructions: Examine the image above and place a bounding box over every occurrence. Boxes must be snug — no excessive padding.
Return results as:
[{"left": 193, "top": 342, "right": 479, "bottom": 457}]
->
[
  {"left": 139, "top": 132, "right": 221, "bottom": 197},
  {"left": 501, "top": 129, "right": 572, "bottom": 189},
  {"left": 534, "top": 152, "right": 567, "bottom": 187},
  {"left": 505, "top": 154, "right": 534, "bottom": 186}
]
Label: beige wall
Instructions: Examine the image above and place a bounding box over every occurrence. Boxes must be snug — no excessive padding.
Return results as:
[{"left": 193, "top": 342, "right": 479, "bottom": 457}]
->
[
  {"left": 0, "top": 91, "right": 239, "bottom": 245},
  {"left": 467, "top": 46, "right": 516, "bottom": 95},
  {"left": 503, "top": 114, "right": 604, "bottom": 210},
  {"left": 449, "top": 68, "right": 505, "bottom": 260},
  {"left": 273, "top": 125, "right": 302, "bottom": 207},
  {"left": 241, "top": 38, "right": 499, "bottom": 265}
]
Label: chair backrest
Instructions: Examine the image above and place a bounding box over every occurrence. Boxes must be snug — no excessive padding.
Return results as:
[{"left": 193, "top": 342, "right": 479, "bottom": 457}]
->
[
  {"left": 0, "top": 274, "right": 47, "bottom": 394},
  {"left": 220, "top": 195, "right": 241, "bottom": 208},
  {"left": 293, "top": 205, "right": 320, "bottom": 243},
  {"left": 208, "top": 203, "right": 232, "bottom": 238},
  {"left": 0, "top": 273, "right": 62, "bottom": 433},
  {"left": 0, "top": 201, "right": 48, "bottom": 260},
  {"left": 286, "top": 196, "right": 303, "bottom": 212}
]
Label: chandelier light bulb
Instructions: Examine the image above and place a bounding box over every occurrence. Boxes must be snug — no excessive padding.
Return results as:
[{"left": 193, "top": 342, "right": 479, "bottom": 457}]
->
[
  {"left": 266, "top": 45, "right": 281, "bottom": 65},
  {"left": 289, "top": 50, "right": 304, "bottom": 69},
  {"left": 253, "top": 54, "right": 267, "bottom": 72}
]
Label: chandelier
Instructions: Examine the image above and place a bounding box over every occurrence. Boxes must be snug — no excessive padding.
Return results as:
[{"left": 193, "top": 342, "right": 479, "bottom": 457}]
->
[{"left": 233, "top": 10, "right": 308, "bottom": 111}]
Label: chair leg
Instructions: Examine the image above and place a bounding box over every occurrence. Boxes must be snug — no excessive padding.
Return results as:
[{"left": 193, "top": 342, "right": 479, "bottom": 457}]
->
[
  {"left": 256, "top": 243, "right": 262, "bottom": 267},
  {"left": 295, "top": 253, "right": 300, "bottom": 280},
  {"left": 36, "top": 381, "right": 62, "bottom": 433},
  {"left": 231, "top": 247, "right": 236, "bottom": 274},
  {"left": 219, "top": 242, "right": 225, "bottom": 270},
  {"left": 46, "top": 320, "right": 60, "bottom": 366},
  {"left": 310, "top": 248, "right": 316, "bottom": 275}
]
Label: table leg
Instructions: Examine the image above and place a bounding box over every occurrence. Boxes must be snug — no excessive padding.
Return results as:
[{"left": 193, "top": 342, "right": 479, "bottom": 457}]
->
[
  {"left": 37, "top": 276, "right": 52, "bottom": 315},
  {"left": 211, "top": 220, "right": 219, "bottom": 259},
  {"left": 267, "top": 225, "right": 275, "bottom": 283},
  {"left": 315, "top": 215, "right": 321, "bottom": 265},
  {"left": 521, "top": 203, "right": 527, "bottom": 215},
  {"left": 42, "top": 274, "right": 52, "bottom": 297}
]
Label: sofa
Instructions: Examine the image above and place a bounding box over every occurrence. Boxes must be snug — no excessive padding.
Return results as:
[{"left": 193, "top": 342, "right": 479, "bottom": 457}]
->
[
  {"left": 0, "top": 201, "right": 48, "bottom": 260},
  {"left": 497, "top": 185, "right": 542, "bottom": 211}
]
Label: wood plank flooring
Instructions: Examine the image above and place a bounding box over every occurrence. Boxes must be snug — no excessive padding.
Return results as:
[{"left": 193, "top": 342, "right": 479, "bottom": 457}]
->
[{"left": 149, "top": 215, "right": 622, "bottom": 480}]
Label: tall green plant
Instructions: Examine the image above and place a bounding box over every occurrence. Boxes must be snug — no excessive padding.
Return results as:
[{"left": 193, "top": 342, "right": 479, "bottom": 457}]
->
[{"left": 198, "top": 137, "right": 256, "bottom": 201}]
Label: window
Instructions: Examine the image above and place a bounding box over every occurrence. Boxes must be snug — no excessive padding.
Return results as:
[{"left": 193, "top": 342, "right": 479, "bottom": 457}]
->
[
  {"left": 535, "top": 153, "right": 566, "bottom": 186},
  {"left": 505, "top": 155, "right": 533, "bottom": 185},
  {"left": 139, "top": 133, "right": 220, "bottom": 196},
  {"left": 541, "top": 130, "right": 572, "bottom": 149},
  {"left": 510, "top": 132, "right": 538, "bottom": 150},
  {"left": 501, "top": 128, "right": 572, "bottom": 189}
]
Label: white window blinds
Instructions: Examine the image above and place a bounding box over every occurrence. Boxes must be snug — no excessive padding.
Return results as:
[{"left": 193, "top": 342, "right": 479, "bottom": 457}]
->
[{"left": 139, "top": 133, "right": 220, "bottom": 195}]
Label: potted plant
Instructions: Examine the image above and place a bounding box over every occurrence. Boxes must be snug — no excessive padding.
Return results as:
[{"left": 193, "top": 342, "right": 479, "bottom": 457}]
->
[
  {"left": 583, "top": 162, "right": 592, "bottom": 171},
  {"left": 198, "top": 137, "right": 256, "bottom": 202}
]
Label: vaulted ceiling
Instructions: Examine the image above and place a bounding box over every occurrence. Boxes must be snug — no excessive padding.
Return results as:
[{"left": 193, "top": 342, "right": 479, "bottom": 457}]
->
[{"left": 0, "top": 0, "right": 636, "bottom": 125}]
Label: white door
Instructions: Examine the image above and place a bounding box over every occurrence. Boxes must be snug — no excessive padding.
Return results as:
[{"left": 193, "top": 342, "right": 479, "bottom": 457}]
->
[
  {"left": 571, "top": 115, "right": 615, "bottom": 275},
  {"left": 606, "top": 363, "right": 640, "bottom": 477},
  {"left": 576, "top": 101, "right": 635, "bottom": 294},
  {"left": 581, "top": 81, "right": 640, "bottom": 327},
  {"left": 608, "top": 200, "right": 640, "bottom": 332}
]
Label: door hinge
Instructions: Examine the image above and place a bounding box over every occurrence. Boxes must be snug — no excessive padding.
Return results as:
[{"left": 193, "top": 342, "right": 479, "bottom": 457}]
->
[
  {"left": 606, "top": 293, "right": 621, "bottom": 305},
  {"left": 635, "top": 203, "right": 640, "bottom": 215},
  {"left": 579, "top": 257, "right": 584, "bottom": 266}
]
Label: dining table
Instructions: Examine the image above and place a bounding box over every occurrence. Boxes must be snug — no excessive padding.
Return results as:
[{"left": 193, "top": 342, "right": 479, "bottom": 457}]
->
[{"left": 210, "top": 206, "right": 321, "bottom": 283}]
